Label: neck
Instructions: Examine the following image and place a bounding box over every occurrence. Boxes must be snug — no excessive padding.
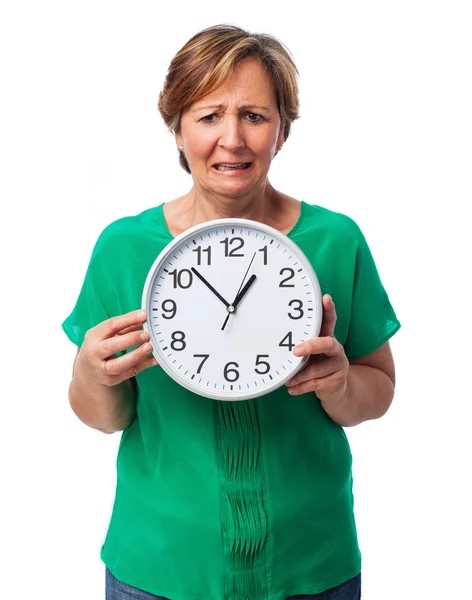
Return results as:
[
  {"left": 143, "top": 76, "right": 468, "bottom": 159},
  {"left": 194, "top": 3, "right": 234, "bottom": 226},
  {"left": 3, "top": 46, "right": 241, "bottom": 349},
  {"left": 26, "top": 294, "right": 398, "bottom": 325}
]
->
[{"left": 184, "top": 179, "right": 281, "bottom": 226}]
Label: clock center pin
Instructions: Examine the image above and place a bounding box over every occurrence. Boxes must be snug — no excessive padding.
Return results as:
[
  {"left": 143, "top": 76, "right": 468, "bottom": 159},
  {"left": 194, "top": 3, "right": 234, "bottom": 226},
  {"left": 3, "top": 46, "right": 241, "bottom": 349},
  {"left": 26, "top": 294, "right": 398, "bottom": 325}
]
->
[{"left": 227, "top": 305, "right": 236, "bottom": 314}]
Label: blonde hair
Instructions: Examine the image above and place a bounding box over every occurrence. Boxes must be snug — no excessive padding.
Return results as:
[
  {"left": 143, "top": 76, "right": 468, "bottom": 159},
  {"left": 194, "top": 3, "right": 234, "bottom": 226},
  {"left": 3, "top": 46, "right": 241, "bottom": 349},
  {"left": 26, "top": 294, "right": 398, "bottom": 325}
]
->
[{"left": 158, "top": 24, "right": 300, "bottom": 173}]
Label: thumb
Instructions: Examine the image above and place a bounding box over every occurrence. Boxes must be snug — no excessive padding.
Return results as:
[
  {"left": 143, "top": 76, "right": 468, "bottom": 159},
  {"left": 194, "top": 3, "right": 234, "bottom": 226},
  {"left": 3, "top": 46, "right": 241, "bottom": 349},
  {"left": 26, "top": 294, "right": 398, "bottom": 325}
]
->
[{"left": 319, "top": 294, "right": 337, "bottom": 337}]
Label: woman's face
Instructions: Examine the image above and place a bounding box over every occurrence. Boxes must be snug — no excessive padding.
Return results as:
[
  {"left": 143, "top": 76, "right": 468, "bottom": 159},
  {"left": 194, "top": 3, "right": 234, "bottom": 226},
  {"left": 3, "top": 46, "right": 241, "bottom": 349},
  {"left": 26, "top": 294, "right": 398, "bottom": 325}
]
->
[{"left": 176, "top": 59, "right": 285, "bottom": 200}]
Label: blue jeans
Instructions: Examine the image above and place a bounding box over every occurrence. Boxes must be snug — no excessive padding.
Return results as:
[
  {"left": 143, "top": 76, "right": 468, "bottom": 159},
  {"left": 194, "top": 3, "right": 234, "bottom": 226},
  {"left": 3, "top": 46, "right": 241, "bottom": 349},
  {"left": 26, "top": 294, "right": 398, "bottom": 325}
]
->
[{"left": 105, "top": 567, "right": 361, "bottom": 599}]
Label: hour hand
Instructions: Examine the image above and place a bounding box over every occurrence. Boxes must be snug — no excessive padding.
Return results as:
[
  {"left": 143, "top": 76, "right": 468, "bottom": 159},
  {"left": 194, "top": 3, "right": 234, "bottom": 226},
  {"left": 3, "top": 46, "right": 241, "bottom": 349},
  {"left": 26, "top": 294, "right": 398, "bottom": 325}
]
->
[
  {"left": 191, "top": 268, "right": 230, "bottom": 307},
  {"left": 233, "top": 274, "right": 257, "bottom": 309},
  {"left": 221, "top": 274, "right": 257, "bottom": 331}
]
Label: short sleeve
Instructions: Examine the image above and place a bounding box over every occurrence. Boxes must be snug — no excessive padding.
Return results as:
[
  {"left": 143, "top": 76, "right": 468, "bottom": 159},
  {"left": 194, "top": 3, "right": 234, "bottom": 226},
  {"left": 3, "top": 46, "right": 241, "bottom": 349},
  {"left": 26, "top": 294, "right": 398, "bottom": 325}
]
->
[
  {"left": 343, "top": 226, "right": 401, "bottom": 360},
  {"left": 62, "top": 232, "right": 114, "bottom": 348}
]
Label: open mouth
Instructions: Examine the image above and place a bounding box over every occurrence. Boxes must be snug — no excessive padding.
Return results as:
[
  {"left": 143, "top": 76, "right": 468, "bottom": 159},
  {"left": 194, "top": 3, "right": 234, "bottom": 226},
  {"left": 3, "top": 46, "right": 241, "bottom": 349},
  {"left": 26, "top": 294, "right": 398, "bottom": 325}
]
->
[{"left": 213, "top": 162, "right": 252, "bottom": 171}]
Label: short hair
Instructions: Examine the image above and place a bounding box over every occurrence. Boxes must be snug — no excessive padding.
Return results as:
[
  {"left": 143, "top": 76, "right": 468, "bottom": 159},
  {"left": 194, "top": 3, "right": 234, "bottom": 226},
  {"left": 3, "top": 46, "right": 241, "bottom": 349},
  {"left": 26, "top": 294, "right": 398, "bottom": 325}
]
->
[{"left": 158, "top": 24, "right": 300, "bottom": 173}]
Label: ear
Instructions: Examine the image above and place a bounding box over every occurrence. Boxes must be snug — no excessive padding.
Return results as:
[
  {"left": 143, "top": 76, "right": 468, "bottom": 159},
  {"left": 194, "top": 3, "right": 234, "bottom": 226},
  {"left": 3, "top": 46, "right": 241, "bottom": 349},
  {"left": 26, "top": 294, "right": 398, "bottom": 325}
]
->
[
  {"left": 276, "top": 121, "right": 285, "bottom": 150},
  {"left": 175, "top": 130, "right": 183, "bottom": 149}
]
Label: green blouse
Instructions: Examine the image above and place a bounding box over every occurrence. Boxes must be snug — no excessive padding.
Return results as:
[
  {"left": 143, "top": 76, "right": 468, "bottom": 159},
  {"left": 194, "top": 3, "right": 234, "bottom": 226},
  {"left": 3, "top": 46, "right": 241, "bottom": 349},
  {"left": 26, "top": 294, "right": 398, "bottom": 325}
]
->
[{"left": 62, "top": 201, "right": 400, "bottom": 600}]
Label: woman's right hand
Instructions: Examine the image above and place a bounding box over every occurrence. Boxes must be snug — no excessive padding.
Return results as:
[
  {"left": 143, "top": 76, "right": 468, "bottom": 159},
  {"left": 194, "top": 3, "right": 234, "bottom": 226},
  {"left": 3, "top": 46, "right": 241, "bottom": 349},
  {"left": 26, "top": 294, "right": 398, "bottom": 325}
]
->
[{"left": 74, "top": 309, "right": 158, "bottom": 387}]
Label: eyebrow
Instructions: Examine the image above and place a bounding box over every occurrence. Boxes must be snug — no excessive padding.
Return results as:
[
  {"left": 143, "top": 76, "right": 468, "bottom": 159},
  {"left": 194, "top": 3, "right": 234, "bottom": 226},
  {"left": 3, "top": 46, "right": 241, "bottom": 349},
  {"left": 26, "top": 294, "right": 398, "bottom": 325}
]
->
[{"left": 190, "top": 104, "right": 271, "bottom": 113}]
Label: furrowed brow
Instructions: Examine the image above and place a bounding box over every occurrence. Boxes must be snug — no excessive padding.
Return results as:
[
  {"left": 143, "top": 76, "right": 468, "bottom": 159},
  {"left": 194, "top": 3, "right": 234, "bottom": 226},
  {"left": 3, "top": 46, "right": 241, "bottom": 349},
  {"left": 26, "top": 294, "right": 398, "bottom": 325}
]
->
[
  {"left": 190, "top": 104, "right": 270, "bottom": 114},
  {"left": 190, "top": 104, "right": 224, "bottom": 114}
]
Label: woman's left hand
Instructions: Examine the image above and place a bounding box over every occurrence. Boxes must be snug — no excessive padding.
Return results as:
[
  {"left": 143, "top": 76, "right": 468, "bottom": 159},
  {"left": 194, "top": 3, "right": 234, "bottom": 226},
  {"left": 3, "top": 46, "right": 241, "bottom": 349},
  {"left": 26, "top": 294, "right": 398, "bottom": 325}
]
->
[{"left": 285, "top": 294, "right": 349, "bottom": 405}]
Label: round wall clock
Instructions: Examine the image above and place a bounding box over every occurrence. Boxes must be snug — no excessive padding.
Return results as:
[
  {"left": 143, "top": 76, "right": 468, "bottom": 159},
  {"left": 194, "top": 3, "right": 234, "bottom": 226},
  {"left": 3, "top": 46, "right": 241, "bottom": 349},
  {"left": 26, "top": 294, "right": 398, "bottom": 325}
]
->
[{"left": 142, "top": 217, "right": 322, "bottom": 401}]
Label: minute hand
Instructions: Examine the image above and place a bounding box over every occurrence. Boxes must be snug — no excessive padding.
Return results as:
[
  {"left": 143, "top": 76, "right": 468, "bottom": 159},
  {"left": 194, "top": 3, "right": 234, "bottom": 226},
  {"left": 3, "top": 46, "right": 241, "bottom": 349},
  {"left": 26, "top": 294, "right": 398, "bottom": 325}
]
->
[
  {"left": 191, "top": 268, "right": 230, "bottom": 307},
  {"left": 233, "top": 274, "right": 257, "bottom": 309}
]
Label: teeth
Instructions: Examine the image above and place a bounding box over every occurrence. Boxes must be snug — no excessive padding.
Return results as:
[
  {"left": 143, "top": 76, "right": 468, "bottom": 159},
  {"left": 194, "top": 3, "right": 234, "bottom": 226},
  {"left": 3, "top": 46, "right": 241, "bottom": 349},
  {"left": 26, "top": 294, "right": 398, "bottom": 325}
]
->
[{"left": 215, "top": 163, "right": 249, "bottom": 170}]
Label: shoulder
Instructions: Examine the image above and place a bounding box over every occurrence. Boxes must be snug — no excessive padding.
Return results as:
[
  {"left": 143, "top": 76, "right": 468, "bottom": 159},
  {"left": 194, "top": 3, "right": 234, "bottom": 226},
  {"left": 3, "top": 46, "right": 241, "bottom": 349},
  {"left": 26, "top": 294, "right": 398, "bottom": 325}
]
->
[
  {"left": 91, "top": 207, "right": 162, "bottom": 257},
  {"left": 304, "top": 202, "right": 362, "bottom": 231},
  {"left": 96, "top": 207, "right": 158, "bottom": 244},
  {"left": 299, "top": 202, "right": 366, "bottom": 246}
]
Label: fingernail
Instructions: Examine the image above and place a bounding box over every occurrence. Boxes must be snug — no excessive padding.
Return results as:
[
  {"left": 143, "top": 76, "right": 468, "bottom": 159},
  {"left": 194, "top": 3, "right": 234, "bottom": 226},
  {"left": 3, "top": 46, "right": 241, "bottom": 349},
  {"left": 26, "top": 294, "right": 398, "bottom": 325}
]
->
[
  {"left": 294, "top": 343, "right": 305, "bottom": 356},
  {"left": 142, "top": 343, "right": 152, "bottom": 352},
  {"left": 137, "top": 310, "right": 146, "bottom": 319}
]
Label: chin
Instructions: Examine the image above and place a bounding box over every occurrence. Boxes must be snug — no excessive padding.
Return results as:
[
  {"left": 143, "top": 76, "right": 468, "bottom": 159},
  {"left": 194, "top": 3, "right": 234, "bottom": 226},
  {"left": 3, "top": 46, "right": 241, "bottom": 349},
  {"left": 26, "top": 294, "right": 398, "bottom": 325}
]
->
[
  {"left": 212, "top": 176, "right": 267, "bottom": 198},
  {"left": 215, "top": 185, "right": 256, "bottom": 199}
]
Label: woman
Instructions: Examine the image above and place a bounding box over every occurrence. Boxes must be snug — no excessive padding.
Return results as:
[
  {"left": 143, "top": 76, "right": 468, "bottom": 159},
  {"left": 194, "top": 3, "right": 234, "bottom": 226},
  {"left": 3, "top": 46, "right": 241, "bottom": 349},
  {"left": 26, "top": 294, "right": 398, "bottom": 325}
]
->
[{"left": 63, "top": 24, "right": 400, "bottom": 600}]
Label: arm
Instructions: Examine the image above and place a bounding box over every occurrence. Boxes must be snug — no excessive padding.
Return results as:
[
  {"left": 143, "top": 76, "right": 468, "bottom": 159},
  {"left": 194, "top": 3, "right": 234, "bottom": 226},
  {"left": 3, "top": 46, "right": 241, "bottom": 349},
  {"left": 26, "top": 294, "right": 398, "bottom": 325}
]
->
[
  {"left": 321, "top": 342, "right": 395, "bottom": 427},
  {"left": 69, "top": 348, "right": 138, "bottom": 434}
]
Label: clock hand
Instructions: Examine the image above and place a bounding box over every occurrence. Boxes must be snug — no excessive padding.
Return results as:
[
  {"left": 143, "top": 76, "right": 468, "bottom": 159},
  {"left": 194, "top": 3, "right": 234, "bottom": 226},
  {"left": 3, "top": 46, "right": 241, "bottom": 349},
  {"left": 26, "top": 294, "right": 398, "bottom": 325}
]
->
[
  {"left": 233, "top": 274, "right": 257, "bottom": 309},
  {"left": 220, "top": 276, "right": 257, "bottom": 332},
  {"left": 221, "top": 312, "right": 231, "bottom": 332},
  {"left": 191, "top": 268, "right": 230, "bottom": 307},
  {"left": 221, "top": 253, "right": 257, "bottom": 331},
  {"left": 234, "top": 252, "right": 256, "bottom": 299}
]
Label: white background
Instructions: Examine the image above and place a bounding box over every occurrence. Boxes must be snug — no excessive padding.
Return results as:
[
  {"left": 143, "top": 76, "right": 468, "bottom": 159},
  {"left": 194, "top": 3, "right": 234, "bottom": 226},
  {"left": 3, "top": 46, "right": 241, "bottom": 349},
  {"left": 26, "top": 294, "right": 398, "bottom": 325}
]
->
[{"left": 1, "top": 1, "right": 471, "bottom": 598}]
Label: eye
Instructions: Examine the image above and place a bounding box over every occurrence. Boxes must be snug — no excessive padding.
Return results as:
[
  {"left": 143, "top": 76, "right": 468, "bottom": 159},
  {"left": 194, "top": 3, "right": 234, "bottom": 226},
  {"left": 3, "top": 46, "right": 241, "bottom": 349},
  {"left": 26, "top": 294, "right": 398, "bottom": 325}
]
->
[
  {"left": 245, "top": 112, "right": 264, "bottom": 123},
  {"left": 201, "top": 113, "right": 218, "bottom": 124}
]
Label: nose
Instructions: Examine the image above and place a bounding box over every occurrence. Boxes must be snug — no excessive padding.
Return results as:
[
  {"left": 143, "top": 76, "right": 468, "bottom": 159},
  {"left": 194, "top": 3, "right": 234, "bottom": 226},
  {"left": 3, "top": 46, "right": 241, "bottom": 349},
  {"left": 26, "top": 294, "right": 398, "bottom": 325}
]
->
[{"left": 218, "top": 115, "right": 245, "bottom": 151}]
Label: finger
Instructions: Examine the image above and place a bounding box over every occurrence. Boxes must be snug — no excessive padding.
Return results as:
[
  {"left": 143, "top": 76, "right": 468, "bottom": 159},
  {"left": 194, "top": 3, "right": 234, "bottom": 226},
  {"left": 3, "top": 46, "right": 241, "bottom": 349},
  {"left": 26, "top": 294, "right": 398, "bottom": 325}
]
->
[
  {"left": 287, "top": 370, "right": 347, "bottom": 397},
  {"left": 286, "top": 373, "right": 330, "bottom": 396},
  {"left": 117, "top": 321, "right": 147, "bottom": 336},
  {"left": 293, "top": 335, "right": 340, "bottom": 358},
  {"left": 98, "top": 329, "right": 150, "bottom": 360},
  {"left": 103, "top": 341, "right": 154, "bottom": 376},
  {"left": 93, "top": 310, "right": 148, "bottom": 341},
  {"left": 286, "top": 357, "right": 338, "bottom": 387},
  {"left": 319, "top": 294, "right": 337, "bottom": 338},
  {"left": 118, "top": 354, "right": 159, "bottom": 381}
]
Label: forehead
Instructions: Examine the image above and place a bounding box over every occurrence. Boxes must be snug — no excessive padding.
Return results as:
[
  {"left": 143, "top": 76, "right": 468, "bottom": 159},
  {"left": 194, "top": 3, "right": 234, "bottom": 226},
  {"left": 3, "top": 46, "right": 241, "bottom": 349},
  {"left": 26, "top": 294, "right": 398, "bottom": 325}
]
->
[{"left": 190, "top": 59, "right": 277, "bottom": 110}]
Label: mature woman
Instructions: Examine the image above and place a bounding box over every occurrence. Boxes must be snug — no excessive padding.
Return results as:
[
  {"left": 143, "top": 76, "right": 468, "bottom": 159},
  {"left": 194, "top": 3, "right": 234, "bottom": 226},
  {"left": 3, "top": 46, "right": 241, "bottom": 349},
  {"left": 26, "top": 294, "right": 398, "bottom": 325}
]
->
[{"left": 63, "top": 24, "right": 400, "bottom": 600}]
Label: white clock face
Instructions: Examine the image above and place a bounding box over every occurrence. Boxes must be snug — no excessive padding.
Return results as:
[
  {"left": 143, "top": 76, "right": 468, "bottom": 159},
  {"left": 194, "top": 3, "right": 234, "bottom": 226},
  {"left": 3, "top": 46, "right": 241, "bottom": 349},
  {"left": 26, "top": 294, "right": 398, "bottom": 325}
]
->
[{"left": 142, "top": 218, "right": 322, "bottom": 401}]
